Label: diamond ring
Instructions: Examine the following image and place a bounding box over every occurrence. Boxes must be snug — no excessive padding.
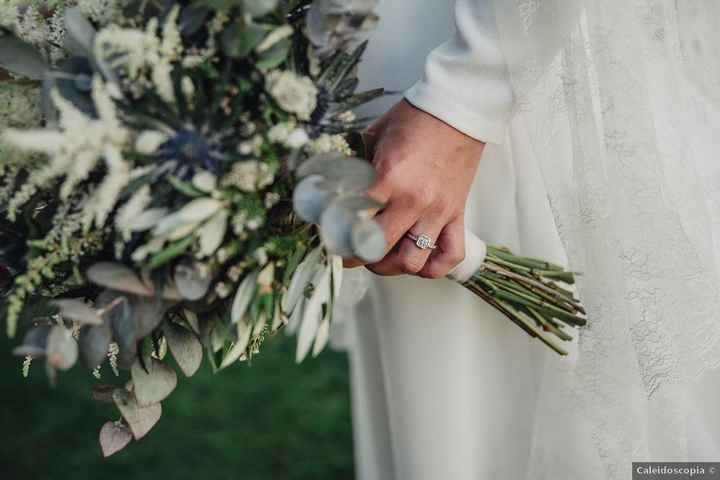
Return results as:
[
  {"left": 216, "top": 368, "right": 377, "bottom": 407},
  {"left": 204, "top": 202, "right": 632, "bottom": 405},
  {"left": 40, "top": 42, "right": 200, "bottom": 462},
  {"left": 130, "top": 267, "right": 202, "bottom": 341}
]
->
[{"left": 406, "top": 232, "right": 437, "bottom": 250}]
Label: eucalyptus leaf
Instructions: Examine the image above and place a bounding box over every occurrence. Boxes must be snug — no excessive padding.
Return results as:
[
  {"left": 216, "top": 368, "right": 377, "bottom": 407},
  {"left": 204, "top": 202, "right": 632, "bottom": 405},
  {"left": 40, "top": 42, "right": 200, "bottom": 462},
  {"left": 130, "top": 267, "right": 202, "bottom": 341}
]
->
[
  {"left": 351, "top": 218, "right": 385, "bottom": 262},
  {"left": 87, "top": 263, "right": 154, "bottom": 297},
  {"left": 79, "top": 323, "right": 112, "bottom": 369},
  {"left": 53, "top": 299, "right": 102, "bottom": 325},
  {"left": 174, "top": 264, "right": 211, "bottom": 301},
  {"left": 132, "top": 297, "right": 166, "bottom": 339},
  {"left": 297, "top": 154, "right": 377, "bottom": 193},
  {"left": 99, "top": 421, "right": 133, "bottom": 458},
  {"left": 13, "top": 325, "right": 51, "bottom": 357},
  {"left": 293, "top": 174, "right": 336, "bottom": 223},
  {"left": 46, "top": 325, "right": 79, "bottom": 370},
  {"left": 0, "top": 36, "right": 47, "bottom": 80},
  {"left": 131, "top": 359, "right": 177, "bottom": 407},
  {"left": 164, "top": 323, "right": 203, "bottom": 377},
  {"left": 222, "top": 22, "right": 266, "bottom": 58},
  {"left": 112, "top": 389, "right": 162, "bottom": 440}
]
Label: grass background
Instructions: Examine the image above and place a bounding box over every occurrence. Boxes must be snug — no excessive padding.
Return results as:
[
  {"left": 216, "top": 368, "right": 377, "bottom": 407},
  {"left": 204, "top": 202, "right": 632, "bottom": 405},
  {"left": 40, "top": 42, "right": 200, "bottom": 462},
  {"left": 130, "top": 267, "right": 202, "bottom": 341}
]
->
[{"left": 0, "top": 333, "right": 355, "bottom": 480}]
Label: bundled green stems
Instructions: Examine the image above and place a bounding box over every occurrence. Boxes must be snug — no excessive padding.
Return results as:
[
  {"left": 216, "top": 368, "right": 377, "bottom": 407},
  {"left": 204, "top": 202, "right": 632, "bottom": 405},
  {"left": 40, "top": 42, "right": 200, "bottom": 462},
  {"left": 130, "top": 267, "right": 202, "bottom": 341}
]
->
[{"left": 463, "top": 246, "right": 586, "bottom": 355}]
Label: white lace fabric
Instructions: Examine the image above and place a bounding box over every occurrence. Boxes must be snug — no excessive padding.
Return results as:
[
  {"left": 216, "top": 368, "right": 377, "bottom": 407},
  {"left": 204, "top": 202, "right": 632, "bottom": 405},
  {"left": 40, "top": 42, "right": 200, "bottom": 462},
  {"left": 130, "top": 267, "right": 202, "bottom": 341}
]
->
[{"left": 493, "top": 0, "right": 720, "bottom": 476}]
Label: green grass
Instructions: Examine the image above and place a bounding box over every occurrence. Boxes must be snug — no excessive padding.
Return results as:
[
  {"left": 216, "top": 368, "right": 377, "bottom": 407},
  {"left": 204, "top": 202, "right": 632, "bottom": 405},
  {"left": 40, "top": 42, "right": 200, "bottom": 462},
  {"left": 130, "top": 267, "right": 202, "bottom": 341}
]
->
[{"left": 0, "top": 334, "right": 354, "bottom": 480}]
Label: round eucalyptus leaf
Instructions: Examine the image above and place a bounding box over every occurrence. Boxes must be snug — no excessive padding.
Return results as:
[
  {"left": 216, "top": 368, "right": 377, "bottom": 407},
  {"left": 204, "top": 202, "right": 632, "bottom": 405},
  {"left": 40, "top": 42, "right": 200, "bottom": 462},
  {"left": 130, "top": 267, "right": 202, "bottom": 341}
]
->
[
  {"left": 87, "top": 263, "right": 154, "bottom": 297},
  {"left": 131, "top": 358, "right": 177, "bottom": 407},
  {"left": 319, "top": 196, "right": 382, "bottom": 257},
  {"left": 297, "top": 154, "right": 377, "bottom": 192},
  {"left": 79, "top": 323, "right": 112, "bottom": 370},
  {"left": 112, "top": 388, "right": 162, "bottom": 440},
  {"left": 99, "top": 421, "right": 133, "bottom": 458},
  {"left": 46, "top": 325, "right": 79, "bottom": 370},
  {"left": 53, "top": 298, "right": 102, "bottom": 325},
  {"left": 131, "top": 297, "right": 166, "bottom": 339},
  {"left": 174, "top": 264, "right": 212, "bottom": 301},
  {"left": 293, "top": 175, "right": 336, "bottom": 223},
  {"left": 351, "top": 218, "right": 386, "bottom": 262},
  {"left": 13, "top": 325, "right": 52, "bottom": 357},
  {"left": 163, "top": 323, "right": 203, "bottom": 377}
]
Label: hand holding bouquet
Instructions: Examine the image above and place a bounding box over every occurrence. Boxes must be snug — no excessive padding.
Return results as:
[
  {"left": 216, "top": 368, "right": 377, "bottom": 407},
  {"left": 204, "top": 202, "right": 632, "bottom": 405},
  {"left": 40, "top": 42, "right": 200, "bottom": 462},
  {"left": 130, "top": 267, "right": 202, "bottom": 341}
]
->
[{"left": 0, "top": 0, "right": 583, "bottom": 457}]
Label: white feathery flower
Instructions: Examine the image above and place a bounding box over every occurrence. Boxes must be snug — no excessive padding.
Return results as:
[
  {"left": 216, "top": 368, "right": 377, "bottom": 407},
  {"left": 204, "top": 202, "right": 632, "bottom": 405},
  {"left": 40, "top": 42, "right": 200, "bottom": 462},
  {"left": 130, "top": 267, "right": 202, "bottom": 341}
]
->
[
  {"left": 78, "top": 0, "right": 122, "bottom": 26},
  {"left": 181, "top": 76, "right": 195, "bottom": 102},
  {"left": 265, "top": 70, "right": 318, "bottom": 120},
  {"left": 152, "top": 61, "right": 176, "bottom": 104},
  {"left": 308, "top": 133, "right": 352, "bottom": 155},
  {"left": 5, "top": 78, "right": 131, "bottom": 215},
  {"left": 85, "top": 146, "right": 130, "bottom": 228},
  {"left": 116, "top": 184, "right": 152, "bottom": 238}
]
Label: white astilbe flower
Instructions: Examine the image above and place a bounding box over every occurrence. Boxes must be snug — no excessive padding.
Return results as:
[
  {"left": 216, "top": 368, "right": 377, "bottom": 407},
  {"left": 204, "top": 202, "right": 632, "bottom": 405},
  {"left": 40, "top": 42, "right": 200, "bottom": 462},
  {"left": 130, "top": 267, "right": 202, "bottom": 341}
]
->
[
  {"left": 222, "top": 161, "right": 275, "bottom": 192},
  {"left": 115, "top": 184, "right": 152, "bottom": 239},
  {"left": 265, "top": 71, "right": 318, "bottom": 120},
  {"left": 14, "top": 6, "right": 49, "bottom": 47},
  {"left": 308, "top": 133, "right": 353, "bottom": 155},
  {"left": 78, "top": 0, "right": 122, "bottom": 26},
  {"left": 94, "top": 6, "right": 183, "bottom": 103},
  {"left": 4, "top": 78, "right": 131, "bottom": 221}
]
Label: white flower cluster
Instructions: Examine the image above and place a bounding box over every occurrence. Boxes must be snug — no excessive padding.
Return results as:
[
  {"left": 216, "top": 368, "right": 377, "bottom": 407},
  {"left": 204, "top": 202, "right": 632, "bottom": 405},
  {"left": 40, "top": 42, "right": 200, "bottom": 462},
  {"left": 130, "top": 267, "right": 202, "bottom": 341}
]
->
[
  {"left": 3, "top": 77, "right": 131, "bottom": 226},
  {"left": 77, "top": 0, "right": 122, "bottom": 26},
  {"left": 265, "top": 70, "right": 319, "bottom": 121},
  {"left": 0, "top": 1, "right": 68, "bottom": 63},
  {"left": 222, "top": 161, "right": 275, "bottom": 193},
  {"left": 94, "top": 6, "right": 184, "bottom": 102}
]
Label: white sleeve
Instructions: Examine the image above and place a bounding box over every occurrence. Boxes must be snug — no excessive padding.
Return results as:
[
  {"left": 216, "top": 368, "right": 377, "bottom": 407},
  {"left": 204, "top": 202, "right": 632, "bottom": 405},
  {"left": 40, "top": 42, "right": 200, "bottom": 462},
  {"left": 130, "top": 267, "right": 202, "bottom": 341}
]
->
[{"left": 404, "top": 0, "right": 513, "bottom": 144}]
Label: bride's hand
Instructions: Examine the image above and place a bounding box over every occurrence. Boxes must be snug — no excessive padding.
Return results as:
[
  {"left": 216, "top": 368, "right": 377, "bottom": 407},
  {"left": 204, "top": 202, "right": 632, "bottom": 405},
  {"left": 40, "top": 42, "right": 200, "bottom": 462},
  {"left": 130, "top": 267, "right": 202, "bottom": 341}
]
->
[{"left": 353, "top": 99, "right": 485, "bottom": 278}]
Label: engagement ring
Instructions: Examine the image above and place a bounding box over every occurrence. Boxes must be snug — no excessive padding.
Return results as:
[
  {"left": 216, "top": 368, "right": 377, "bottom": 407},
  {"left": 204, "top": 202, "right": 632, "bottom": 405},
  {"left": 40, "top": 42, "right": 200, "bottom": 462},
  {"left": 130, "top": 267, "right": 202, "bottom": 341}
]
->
[{"left": 406, "top": 232, "right": 437, "bottom": 250}]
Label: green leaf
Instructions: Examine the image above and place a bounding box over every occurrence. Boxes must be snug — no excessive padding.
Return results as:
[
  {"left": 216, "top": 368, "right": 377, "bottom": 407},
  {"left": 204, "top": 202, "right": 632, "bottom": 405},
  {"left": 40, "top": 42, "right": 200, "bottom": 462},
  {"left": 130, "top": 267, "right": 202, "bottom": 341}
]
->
[
  {"left": 222, "top": 21, "right": 267, "bottom": 58},
  {"left": 244, "top": 0, "right": 278, "bottom": 17},
  {"left": 256, "top": 38, "right": 290, "bottom": 71},
  {"left": 87, "top": 263, "right": 155, "bottom": 296},
  {"left": 167, "top": 175, "right": 206, "bottom": 197},
  {"left": 147, "top": 235, "right": 194, "bottom": 269}
]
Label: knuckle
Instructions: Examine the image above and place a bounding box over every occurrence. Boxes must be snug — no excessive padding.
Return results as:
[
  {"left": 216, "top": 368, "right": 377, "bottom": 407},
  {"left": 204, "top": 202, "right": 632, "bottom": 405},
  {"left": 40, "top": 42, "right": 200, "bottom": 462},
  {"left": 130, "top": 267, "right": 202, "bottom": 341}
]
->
[{"left": 400, "top": 256, "right": 425, "bottom": 275}]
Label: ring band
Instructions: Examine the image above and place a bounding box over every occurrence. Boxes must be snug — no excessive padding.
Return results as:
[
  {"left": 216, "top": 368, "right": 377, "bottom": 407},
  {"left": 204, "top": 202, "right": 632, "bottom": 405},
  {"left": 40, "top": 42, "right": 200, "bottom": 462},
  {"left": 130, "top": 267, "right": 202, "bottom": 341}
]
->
[{"left": 406, "top": 232, "right": 437, "bottom": 250}]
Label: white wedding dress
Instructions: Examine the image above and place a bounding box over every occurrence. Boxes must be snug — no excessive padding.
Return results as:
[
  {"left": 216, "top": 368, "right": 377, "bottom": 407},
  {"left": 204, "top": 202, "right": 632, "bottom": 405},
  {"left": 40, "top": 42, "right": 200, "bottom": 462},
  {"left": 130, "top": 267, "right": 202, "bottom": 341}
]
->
[{"left": 339, "top": 1, "right": 720, "bottom": 479}]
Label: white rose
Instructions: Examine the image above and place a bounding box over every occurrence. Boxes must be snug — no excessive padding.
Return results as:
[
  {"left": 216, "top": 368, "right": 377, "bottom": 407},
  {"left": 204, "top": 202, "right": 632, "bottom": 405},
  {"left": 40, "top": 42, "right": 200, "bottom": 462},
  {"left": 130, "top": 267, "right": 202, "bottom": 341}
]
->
[{"left": 265, "top": 71, "right": 318, "bottom": 121}]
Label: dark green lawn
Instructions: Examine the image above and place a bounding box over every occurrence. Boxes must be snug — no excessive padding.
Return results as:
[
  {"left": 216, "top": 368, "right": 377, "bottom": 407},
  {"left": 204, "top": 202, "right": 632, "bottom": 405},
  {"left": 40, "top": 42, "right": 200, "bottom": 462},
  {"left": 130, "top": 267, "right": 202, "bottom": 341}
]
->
[{"left": 0, "top": 334, "right": 354, "bottom": 480}]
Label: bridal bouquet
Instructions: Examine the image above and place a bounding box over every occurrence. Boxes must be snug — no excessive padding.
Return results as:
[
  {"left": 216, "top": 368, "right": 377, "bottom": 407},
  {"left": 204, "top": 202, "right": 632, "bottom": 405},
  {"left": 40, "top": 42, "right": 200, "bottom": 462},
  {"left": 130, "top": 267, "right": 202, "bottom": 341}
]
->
[{"left": 0, "top": 0, "right": 583, "bottom": 457}]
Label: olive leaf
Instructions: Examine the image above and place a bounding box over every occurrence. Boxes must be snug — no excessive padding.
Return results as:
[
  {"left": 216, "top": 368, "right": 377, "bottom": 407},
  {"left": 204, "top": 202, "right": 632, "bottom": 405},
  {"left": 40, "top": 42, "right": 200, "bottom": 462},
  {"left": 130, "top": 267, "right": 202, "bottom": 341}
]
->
[
  {"left": 312, "top": 315, "right": 331, "bottom": 358},
  {"left": 231, "top": 271, "right": 259, "bottom": 324},
  {"left": 163, "top": 323, "right": 203, "bottom": 377},
  {"left": 99, "top": 421, "right": 133, "bottom": 457},
  {"left": 112, "top": 388, "right": 162, "bottom": 440},
  {"left": 219, "top": 320, "right": 252, "bottom": 370},
  {"left": 296, "top": 265, "right": 331, "bottom": 363},
  {"left": 130, "top": 359, "right": 177, "bottom": 407},
  {"left": 0, "top": 35, "right": 47, "bottom": 80},
  {"left": 197, "top": 209, "right": 228, "bottom": 258},
  {"left": 282, "top": 247, "right": 322, "bottom": 314},
  {"left": 64, "top": 7, "right": 96, "bottom": 56}
]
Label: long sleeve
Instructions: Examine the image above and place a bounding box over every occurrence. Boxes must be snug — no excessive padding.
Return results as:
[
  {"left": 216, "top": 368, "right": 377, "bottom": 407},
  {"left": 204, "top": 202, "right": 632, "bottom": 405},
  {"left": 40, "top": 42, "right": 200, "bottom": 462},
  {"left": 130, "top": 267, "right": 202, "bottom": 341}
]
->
[{"left": 404, "top": 0, "right": 513, "bottom": 144}]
